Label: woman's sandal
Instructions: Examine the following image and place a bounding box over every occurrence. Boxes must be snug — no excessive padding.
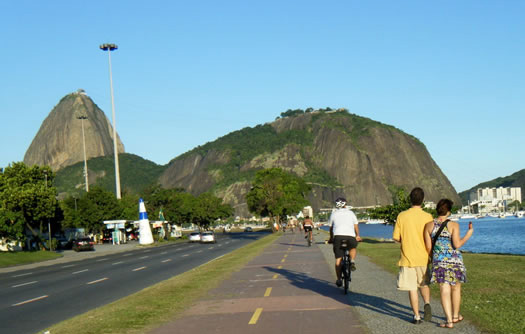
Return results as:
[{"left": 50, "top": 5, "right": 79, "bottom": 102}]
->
[
  {"left": 453, "top": 315, "right": 464, "bottom": 323},
  {"left": 439, "top": 322, "right": 454, "bottom": 329}
]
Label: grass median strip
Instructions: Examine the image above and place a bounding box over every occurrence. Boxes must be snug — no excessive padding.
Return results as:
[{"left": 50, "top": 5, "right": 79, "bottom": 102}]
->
[
  {"left": 44, "top": 232, "right": 281, "bottom": 334},
  {"left": 358, "top": 237, "right": 525, "bottom": 334},
  {"left": 0, "top": 250, "right": 62, "bottom": 268}
]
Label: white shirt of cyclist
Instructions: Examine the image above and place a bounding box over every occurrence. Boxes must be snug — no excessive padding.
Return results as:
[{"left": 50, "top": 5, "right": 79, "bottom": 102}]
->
[{"left": 329, "top": 208, "right": 359, "bottom": 237}]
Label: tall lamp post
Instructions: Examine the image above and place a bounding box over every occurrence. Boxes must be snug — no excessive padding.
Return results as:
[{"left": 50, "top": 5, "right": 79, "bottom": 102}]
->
[
  {"left": 77, "top": 115, "right": 89, "bottom": 192},
  {"left": 100, "top": 43, "right": 121, "bottom": 199}
]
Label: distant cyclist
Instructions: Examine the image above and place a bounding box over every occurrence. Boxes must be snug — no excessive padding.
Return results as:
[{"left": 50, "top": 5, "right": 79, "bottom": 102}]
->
[
  {"left": 328, "top": 197, "right": 362, "bottom": 287},
  {"left": 303, "top": 216, "right": 314, "bottom": 244}
]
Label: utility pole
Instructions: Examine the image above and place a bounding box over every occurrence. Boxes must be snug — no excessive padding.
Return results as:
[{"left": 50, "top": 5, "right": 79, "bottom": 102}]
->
[
  {"left": 78, "top": 115, "right": 89, "bottom": 192},
  {"left": 100, "top": 43, "right": 121, "bottom": 199}
]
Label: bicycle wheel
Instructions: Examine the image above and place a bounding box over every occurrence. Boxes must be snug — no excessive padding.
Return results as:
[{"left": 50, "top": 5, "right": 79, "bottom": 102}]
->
[{"left": 343, "top": 265, "right": 349, "bottom": 294}]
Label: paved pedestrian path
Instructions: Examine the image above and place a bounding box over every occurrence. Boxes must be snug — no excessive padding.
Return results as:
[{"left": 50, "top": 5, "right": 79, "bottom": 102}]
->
[
  {"left": 150, "top": 231, "right": 481, "bottom": 334},
  {"left": 150, "top": 232, "right": 365, "bottom": 334}
]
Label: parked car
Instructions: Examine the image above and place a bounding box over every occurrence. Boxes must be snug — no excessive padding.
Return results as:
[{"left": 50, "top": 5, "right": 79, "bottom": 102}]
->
[
  {"left": 188, "top": 232, "right": 201, "bottom": 243},
  {"left": 244, "top": 227, "right": 253, "bottom": 232},
  {"left": 72, "top": 237, "right": 95, "bottom": 252},
  {"left": 56, "top": 236, "right": 73, "bottom": 250},
  {"left": 102, "top": 232, "right": 113, "bottom": 243},
  {"left": 200, "top": 231, "right": 216, "bottom": 244}
]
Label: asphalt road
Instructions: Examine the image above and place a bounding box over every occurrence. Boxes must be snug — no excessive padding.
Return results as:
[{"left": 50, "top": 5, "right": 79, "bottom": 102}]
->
[{"left": 0, "top": 232, "right": 268, "bottom": 334}]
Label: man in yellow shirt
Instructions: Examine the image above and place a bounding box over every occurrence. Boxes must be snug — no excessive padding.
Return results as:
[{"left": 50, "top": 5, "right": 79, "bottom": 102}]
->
[{"left": 393, "top": 187, "right": 433, "bottom": 324}]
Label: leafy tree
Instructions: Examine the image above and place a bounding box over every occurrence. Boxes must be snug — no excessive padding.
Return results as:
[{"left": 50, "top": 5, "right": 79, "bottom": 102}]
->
[
  {"left": 368, "top": 187, "right": 412, "bottom": 224},
  {"left": 192, "top": 192, "right": 233, "bottom": 229},
  {"left": 0, "top": 208, "right": 25, "bottom": 243},
  {"left": 61, "top": 186, "right": 121, "bottom": 234},
  {"left": 0, "top": 163, "right": 58, "bottom": 244},
  {"left": 246, "top": 168, "right": 310, "bottom": 227}
]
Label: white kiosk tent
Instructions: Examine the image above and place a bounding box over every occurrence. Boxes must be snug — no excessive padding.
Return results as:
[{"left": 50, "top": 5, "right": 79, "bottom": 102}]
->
[{"left": 103, "top": 220, "right": 130, "bottom": 245}]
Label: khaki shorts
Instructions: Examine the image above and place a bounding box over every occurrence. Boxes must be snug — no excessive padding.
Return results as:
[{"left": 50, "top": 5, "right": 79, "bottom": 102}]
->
[{"left": 397, "top": 266, "right": 428, "bottom": 291}]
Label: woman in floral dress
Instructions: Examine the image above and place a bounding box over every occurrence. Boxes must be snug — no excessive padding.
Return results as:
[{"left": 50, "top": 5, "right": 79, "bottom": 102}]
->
[{"left": 424, "top": 199, "right": 474, "bottom": 328}]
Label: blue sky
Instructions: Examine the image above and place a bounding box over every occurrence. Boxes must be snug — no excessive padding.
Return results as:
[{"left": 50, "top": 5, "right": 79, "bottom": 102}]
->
[{"left": 1, "top": 1, "right": 523, "bottom": 192}]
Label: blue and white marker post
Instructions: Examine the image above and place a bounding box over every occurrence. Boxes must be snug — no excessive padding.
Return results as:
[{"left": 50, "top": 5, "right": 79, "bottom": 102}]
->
[{"left": 138, "top": 198, "right": 154, "bottom": 245}]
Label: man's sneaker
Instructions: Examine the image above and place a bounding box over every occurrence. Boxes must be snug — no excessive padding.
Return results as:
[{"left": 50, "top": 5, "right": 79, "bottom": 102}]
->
[
  {"left": 304, "top": 235, "right": 308, "bottom": 239},
  {"left": 350, "top": 262, "right": 357, "bottom": 271},
  {"left": 424, "top": 303, "right": 432, "bottom": 322},
  {"left": 412, "top": 315, "right": 422, "bottom": 324},
  {"left": 336, "top": 279, "right": 342, "bottom": 287}
]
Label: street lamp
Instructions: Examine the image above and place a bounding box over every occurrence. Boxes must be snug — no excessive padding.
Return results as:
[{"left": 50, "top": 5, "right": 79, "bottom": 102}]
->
[
  {"left": 99, "top": 43, "right": 121, "bottom": 199},
  {"left": 77, "top": 114, "right": 89, "bottom": 192}
]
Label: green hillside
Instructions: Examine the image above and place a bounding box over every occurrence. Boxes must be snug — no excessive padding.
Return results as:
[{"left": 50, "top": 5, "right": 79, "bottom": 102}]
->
[
  {"left": 55, "top": 153, "right": 166, "bottom": 197},
  {"left": 458, "top": 169, "right": 525, "bottom": 204}
]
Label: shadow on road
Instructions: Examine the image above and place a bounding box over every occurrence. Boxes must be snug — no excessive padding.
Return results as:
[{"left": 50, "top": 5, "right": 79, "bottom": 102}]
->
[{"left": 262, "top": 265, "right": 414, "bottom": 322}]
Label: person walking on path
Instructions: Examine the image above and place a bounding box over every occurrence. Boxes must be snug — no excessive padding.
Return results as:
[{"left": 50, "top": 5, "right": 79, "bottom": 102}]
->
[
  {"left": 424, "top": 199, "right": 474, "bottom": 329},
  {"left": 328, "top": 197, "right": 361, "bottom": 287},
  {"left": 393, "top": 187, "right": 433, "bottom": 324}
]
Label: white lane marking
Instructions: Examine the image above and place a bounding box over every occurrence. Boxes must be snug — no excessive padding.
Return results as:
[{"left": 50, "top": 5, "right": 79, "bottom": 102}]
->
[
  {"left": 96, "top": 258, "right": 108, "bottom": 262},
  {"left": 112, "top": 261, "right": 124, "bottom": 265},
  {"left": 132, "top": 266, "right": 146, "bottom": 272},
  {"left": 139, "top": 256, "right": 149, "bottom": 259},
  {"left": 161, "top": 259, "right": 172, "bottom": 263},
  {"left": 208, "top": 247, "right": 214, "bottom": 250},
  {"left": 123, "top": 253, "right": 132, "bottom": 257},
  {"left": 143, "top": 250, "right": 151, "bottom": 253},
  {"left": 72, "top": 269, "right": 89, "bottom": 275},
  {"left": 196, "top": 250, "right": 203, "bottom": 253},
  {"left": 12, "top": 273, "right": 33, "bottom": 278},
  {"left": 87, "top": 277, "right": 108, "bottom": 285},
  {"left": 12, "top": 295, "right": 48, "bottom": 306},
  {"left": 161, "top": 251, "right": 168, "bottom": 255},
  {"left": 182, "top": 254, "right": 189, "bottom": 257},
  {"left": 62, "top": 264, "right": 75, "bottom": 268},
  {"left": 12, "top": 281, "right": 38, "bottom": 288}
]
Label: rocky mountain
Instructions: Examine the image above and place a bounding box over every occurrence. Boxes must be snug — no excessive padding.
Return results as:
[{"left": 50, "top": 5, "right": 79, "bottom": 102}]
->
[
  {"left": 24, "top": 90, "right": 124, "bottom": 171},
  {"left": 458, "top": 169, "right": 525, "bottom": 204},
  {"left": 159, "top": 110, "right": 460, "bottom": 216}
]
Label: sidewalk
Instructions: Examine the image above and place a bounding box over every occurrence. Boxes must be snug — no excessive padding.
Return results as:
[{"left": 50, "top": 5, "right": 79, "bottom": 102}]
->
[{"left": 149, "top": 231, "right": 481, "bottom": 334}]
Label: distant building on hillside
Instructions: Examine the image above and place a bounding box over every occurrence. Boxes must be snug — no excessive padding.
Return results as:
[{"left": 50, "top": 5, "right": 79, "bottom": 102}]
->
[
  {"left": 467, "top": 186, "right": 521, "bottom": 214},
  {"left": 470, "top": 187, "right": 521, "bottom": 203}
]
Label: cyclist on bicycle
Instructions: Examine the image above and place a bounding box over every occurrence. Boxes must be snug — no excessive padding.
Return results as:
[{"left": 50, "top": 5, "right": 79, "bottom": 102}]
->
[
  {"left": 303, "top": 215, "right": 314, "bottom": 244},
  {"left": 328, "top": 197, "right": 361, "bottom": 287}
]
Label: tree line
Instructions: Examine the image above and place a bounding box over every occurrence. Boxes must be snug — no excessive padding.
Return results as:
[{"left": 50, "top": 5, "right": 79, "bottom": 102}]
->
[{"left": 1, "top": 163, "right": 313, "bottom": 250}]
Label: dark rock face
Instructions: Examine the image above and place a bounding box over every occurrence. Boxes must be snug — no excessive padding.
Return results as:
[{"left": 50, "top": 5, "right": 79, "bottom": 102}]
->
[
  {"left": 24, "top": 91, "right": 124, "bottom": 171},
  {"left": 160, "top": 111, "right": 460, "bottom": 217}
]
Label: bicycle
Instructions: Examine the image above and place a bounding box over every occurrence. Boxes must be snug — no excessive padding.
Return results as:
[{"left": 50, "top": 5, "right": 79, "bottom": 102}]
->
[
  {"left": 339, "top": 239, "right": 352, "bottom": 294},
  {"left": 304, "top": 226, "right": 313, "bottom": 247}
]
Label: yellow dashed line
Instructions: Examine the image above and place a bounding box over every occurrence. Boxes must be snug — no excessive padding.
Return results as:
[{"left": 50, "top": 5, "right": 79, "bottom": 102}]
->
[
  {"left": 281, "top": 259, "right": 286, "bottom": 263},
  {"left": 277, "top": 265, "right": 283, "bottom": 269},
  {"left": 283, "top": 254, "right": 288, "bottom": 258},
  {"left": 272, "top": 274, "right": 279, "bottom": 279},
  {"left": 264, "top": 287, "right": 272, "bottom": 297},
  {"left": 249, "top": 308, "right": 263, "bottom": 324}
]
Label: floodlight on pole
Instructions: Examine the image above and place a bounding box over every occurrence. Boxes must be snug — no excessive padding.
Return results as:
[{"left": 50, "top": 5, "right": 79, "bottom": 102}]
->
[
  {"left": 77, "top": 115, "right": 89, "bottom": 192},
  {"left": 99, "top": 43, "right": 121, "bottom": 199}
]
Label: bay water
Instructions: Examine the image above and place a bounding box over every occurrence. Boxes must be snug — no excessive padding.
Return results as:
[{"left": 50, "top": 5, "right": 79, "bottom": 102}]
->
[{"left": 322, "top": 217, "right": 525, "bottom": 255}]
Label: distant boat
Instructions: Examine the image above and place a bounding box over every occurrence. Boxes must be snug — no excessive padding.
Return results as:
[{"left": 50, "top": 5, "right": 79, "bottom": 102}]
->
[
  {"left": 366, "top": 219, "right": 386, "bottom": 224},
  {"left": 460, "top": 214, "right": 476, "bottom": 219}
]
